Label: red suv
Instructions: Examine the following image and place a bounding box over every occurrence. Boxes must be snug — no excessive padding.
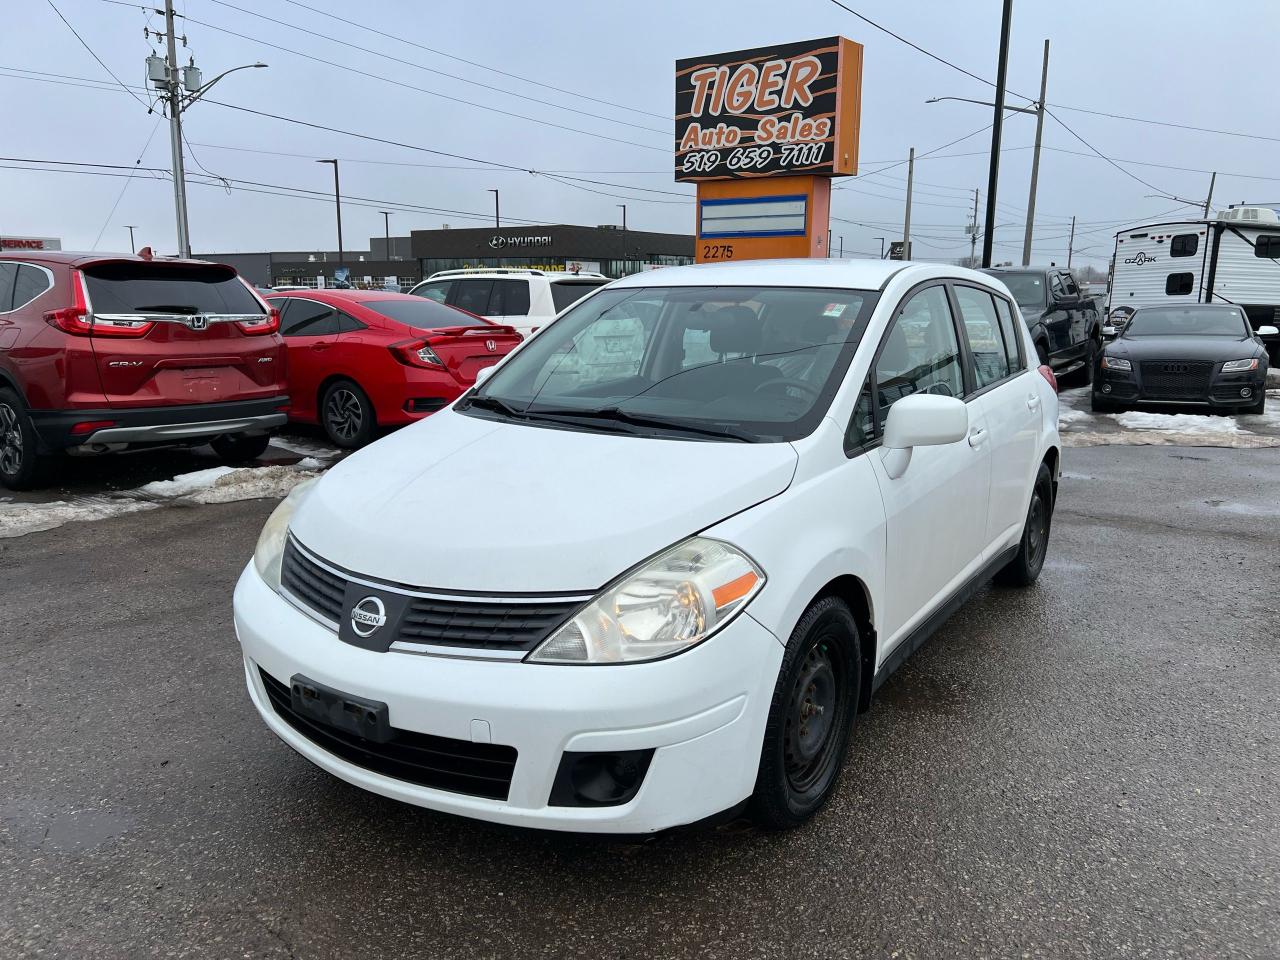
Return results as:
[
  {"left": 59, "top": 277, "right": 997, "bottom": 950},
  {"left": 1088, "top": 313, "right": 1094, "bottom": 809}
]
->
[
  {"left": 264, "top": 289, "right": 521, "bottom": 447},
  {"left": 0, "top": 252, "right": 288, "bottom": 489}
]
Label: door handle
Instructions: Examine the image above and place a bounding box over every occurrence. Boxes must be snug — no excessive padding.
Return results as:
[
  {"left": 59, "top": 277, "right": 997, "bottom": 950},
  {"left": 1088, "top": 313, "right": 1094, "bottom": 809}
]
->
[
  {"left": 1027, "top": 395, "right": 1041, "bottom": 411},
  {"left": 968, "top": 427, "right": 988, "bottom": 448},
  {"left": 311, "top": 342, "right": 330, "bottom": 351}
]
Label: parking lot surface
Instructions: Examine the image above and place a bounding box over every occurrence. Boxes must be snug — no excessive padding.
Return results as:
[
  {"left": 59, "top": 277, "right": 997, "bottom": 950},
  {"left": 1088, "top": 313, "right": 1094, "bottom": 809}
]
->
[{"left": 1, "top": 444, "right": 1278, "bottom": 959}]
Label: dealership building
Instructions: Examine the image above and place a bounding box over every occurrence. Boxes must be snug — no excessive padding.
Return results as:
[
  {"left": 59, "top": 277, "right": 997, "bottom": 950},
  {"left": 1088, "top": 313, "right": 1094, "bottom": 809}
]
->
[{"left": 202, "top": 224, "right": 693, "bottom": 289}]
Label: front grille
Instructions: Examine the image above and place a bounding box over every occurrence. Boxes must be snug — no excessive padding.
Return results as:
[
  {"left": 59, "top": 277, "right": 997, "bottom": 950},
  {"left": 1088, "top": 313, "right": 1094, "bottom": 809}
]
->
[
  {"left": 280, "top": 537, "right": 585, "bottom": 652},
  {"left": 258, "top": 668, "right": 517, "bottom": 799},
  {"left": 1139, "top": 360, "right": 1213, "bottom": 399}
]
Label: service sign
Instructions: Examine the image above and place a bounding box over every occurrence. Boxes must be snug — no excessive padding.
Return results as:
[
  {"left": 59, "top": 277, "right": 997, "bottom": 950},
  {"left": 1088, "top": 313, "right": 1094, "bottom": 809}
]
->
[{"left": 675, "top": 36, "right": 862, "bottom": 183}]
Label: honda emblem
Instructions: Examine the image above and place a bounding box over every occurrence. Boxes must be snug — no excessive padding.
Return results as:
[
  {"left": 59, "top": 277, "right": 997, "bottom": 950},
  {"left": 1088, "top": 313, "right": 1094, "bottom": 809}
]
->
[
  {"left": 485, "top": 339, "right": 497, "bottom": 352},
  {"left": 188, "top": 315, "right": 208, "bottom": 331}
]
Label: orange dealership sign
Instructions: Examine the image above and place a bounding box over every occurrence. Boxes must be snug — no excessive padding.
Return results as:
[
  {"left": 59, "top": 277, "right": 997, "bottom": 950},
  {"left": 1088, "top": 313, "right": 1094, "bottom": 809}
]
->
[{"left": 675, "top": 36, "right": 863, "bottom": 182}]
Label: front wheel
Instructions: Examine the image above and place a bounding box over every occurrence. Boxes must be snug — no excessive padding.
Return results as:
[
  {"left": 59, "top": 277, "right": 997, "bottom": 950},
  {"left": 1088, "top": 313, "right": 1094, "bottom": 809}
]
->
[
  {"left": 210, "top": 432, "right": 271, "bottom": 464},
  {"left": 996, "top": 462, "right": 1055, "bottom": 587},
  {"left": 750, "top": 596, "right": 861, "bottom": 830}
]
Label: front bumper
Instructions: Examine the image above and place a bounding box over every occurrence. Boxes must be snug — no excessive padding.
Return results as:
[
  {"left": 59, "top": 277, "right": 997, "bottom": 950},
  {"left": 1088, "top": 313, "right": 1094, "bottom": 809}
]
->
[
  {"left": 1094, "top": 367, "right": 1266, "bottom": 407},
  {"left": 233, "top": 563, "right": 783, "bottom": 833},
  {"left": 29, "top": 395, "right": 289, "bottom": 451}
]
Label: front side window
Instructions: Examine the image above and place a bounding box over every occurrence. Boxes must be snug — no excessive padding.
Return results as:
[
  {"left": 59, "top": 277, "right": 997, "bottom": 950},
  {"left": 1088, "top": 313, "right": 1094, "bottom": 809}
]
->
[
  {"left": 465, "top": 285, "right": 877, "bottom": 443},
  {"left": 873, "top": 285, "right": 965, "bottom": 430},
  {"left": 1165, "top": 272, "right": 1194, "bottom": 296},
  {"left": 954, "top": 286, "right": 1012, "bottom": 389},
  {"left": 279, "top": 299, "right": 339, "bottom": 336},
  {"left": 1171, "top": 234, "right": 1199, "bottom": 258},
  {"left": 1049, "top": 275, "right": 1066, "bottom": 301},
  {"left": 844, "top": 379, "right": 875, "bottom": 451}
]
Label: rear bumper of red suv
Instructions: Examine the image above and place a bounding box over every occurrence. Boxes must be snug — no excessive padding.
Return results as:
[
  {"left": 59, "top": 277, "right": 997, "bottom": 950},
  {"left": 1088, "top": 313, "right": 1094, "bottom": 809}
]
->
[{"left": 28, "top": 396, "right": 289, "bottom": 452}]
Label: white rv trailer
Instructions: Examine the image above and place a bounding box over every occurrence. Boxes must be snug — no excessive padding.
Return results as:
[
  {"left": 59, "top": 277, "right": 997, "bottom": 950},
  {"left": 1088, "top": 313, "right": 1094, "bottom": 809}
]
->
[{"left": 1107, "top": 206, "right": 1280, "bottom": 360}]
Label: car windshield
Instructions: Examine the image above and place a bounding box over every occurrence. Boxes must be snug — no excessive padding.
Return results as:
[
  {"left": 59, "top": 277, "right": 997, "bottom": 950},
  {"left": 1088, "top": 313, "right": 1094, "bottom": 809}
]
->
[
  {"left": 988, "top": 272, "right": 1047, "bottom": 309},
  {"left": 460, "top": 285, "right": 877, "bottom": 443},
  {"left": 1124, "top": 306, "right": 1248, "bottom": 337},
  {"left": 360, "top": 298, "right": 487, "bottom": 329}
]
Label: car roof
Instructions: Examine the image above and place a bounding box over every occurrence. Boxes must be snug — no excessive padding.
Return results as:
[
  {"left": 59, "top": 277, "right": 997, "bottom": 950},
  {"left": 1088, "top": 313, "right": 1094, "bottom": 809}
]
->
[
  {"left": 264, "top": 289, "right": 416, "bottom": 302},
  {"left": 0, "top": 251, "right": 235, "bottom": 269},
  {"left": 607, "top": 258, "right": 1000, "bottom": 291}
]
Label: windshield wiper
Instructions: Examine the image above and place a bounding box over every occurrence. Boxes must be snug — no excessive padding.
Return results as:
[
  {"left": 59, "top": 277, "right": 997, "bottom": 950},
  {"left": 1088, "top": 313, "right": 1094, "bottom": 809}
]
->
[
  {"left": 528, "top": 407, "right": 753, "bottom": 442},
  {"left": 462, "top": 394, "right": 531, "bottom": 419}
]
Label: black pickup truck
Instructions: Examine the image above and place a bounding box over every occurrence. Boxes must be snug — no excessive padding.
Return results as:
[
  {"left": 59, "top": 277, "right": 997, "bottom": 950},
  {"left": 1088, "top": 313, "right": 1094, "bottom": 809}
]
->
[{"left": 981, "top": 267, "right": 1103, "bottom": 383}]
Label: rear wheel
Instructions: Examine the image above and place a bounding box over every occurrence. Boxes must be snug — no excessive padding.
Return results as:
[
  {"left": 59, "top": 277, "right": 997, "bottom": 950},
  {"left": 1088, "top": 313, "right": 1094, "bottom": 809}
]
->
[
  {"left": 321, "top": 380, "right": 375, "bottom": 448},
  {"left": 996, "top": 462, "right": 1055, "bottom": 587},
  {"left": 0, "top": 387, "right": 53, "bottom": 491},
  {"left": 210, "top": 432, "right": 271, "bottom": 464},
  {"left": 751, "top": 596, "right": 860, "bottom": 830}
]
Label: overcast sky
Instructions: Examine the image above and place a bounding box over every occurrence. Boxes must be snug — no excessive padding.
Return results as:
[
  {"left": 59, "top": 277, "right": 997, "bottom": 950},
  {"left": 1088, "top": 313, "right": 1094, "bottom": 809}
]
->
[{"left": 2, "top": 0, "right": 1277, "bottom": 266}]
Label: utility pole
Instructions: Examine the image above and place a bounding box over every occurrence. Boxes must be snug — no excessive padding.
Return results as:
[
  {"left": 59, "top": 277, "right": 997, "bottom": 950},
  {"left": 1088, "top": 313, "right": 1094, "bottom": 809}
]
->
[
  {"left": 1203, "top": 172, "right": 1217, "bottom": 217},
  {"left": 162, "top": 0, "right": 191, "bottom": 257},
  {"left": 902, "top": 147, "right": 915, "bottom": 262},
  {"left": 124, "top": 225, "right": 138, "bottom": 254},
  {"left": 316, "top": 160, "right": 343, "bottom": 271},
  {"left": 838, "top": 236, "right": 844, "bottom": 258},
  {"left": 969, "top": 189, "right": 979, "bottom": 265},
  {"left": 1021, "top": 39, "right": 1049, "bottom": 266},
  {"left": 379, "top": 210, "right": 392, "bottom": 259},
  {"left": 982, "top": 0, "right": 1014, "bottom": 268},
  {"left": 488, "top": 189, "right": 500, "bottom": 229},
  {"left": 1067, "top": 215, "right": 1076, "bottom": 268},
  {"left": 617, "top": 203, "right": 627, "bottom": 232}
]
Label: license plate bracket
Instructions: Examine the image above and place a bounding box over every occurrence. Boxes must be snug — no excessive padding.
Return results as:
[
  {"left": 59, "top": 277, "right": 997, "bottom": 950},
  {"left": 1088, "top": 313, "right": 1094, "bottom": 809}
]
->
[{"left": 289, "top": 675, "right": 392, "bottom": 743}]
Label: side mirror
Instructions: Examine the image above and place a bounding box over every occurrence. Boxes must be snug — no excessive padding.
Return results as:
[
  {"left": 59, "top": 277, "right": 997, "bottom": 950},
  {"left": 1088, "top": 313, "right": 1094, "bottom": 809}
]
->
[
  {"left": 474, "top": 365, "right": 496, "bottom": 385},
  {"left": 880, "top": 394, "right": 969, "bottom": 479},
  {"left": 1256, "top": 325, "right": 1279, "bottom": 337}
]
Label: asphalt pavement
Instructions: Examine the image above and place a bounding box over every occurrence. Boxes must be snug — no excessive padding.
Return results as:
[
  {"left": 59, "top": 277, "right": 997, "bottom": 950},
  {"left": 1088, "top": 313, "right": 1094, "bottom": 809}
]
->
[{"left": 1, "top": 445, "right": 1277, "bottom": 959}]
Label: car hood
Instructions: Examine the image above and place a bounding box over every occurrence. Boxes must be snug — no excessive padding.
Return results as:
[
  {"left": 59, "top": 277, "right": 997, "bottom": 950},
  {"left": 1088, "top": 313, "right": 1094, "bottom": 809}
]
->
[
  {"left": 1108, "top": 335, "right": 1262, "bottom": 361},
  {"left": 290, "top": 408, "right": 799, "bottom": 593}
]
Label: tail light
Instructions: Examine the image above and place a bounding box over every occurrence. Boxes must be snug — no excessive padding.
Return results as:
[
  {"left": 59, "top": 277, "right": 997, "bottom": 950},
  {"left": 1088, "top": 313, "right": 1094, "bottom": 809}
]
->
[
  {"left": 236, "top": 308, "right": 280, "bottom": 335},
  {"left": 390, "top": 339, "right": 445, "bottom": 368},
  {"left": 1038, "top": 363, "right": 1058, "bottom": 393},
  {"left": 45, "top": 270, "right": 153, "bottom": 338}
]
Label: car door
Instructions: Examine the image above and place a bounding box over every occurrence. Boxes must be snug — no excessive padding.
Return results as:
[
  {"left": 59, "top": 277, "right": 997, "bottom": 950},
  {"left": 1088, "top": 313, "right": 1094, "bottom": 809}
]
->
[
  {"left": 1044, "top": 273, "right": 1073, "bottom": 358},
  {"left": 277, "top": 297, "right": 342, "bottom": 421},
  {"left": 853, "top": 283, "right": 992, "bottom": 648},
  {"left": 1060, "top": 272, "right": 1091, "bottom": 359},
  {"left": 951, "top": 283, "right": 1040, "bottom": 555}
]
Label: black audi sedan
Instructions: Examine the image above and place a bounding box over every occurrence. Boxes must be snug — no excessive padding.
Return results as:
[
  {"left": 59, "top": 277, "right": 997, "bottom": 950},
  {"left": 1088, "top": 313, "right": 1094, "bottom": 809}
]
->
[{"left": 1092, "top": 305, "right": 1275, "bottom": 414}]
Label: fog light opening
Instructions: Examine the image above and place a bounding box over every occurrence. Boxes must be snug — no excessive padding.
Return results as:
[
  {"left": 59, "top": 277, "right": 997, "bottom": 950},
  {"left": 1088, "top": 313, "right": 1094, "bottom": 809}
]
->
[
  {"left": 1240, "top": 387, "right": 1252, "bottom": 398},
  {"left": 548, "top": 749, "right": 655, "bottom": 807},
  {"left": 1102, "top": 384, "right": 1112, "bottom": 394}
]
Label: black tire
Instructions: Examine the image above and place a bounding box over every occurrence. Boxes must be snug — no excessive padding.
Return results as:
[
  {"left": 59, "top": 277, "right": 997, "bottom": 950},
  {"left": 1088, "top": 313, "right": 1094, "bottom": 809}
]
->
[
  {"left": 0, "top": 387, "right": 54, "bottom": 490},
  {"left": 210, "top": 432, "right": 271, "bottom": 464},
  {"left": 320, "top": 380, "right": 375, "bottom": 448},
  {"left": 1243, "top": 394, "right": 1266, "bottom": 415},
  {"left": 1035, "top": 341, "right": 1050, "bottom": 367},
  {"left": 1090, "top": 391, "right": 1120, "bottom": 413},
  {"left": 1079, "top": 337, "right": 1099, "bottom": 386},
  {"left": 996, "top": 462, "right": 1055, "bottom": 587},
  {"left": 750, "top": 596, "right": 861, "bottom": 830}
]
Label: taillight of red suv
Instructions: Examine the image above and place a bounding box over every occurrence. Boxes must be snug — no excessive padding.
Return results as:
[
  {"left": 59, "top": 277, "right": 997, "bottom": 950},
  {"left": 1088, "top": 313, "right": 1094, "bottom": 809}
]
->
[{"left": 43, "top": 270, "right": 153, "bottom": 338}]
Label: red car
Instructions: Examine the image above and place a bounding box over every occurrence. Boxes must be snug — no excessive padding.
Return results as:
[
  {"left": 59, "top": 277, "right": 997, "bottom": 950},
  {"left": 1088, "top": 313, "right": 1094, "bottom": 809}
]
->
[
  {"left": 264, "top": 290, "right": 521, "bottom": 447},
  {"left": 0, "top": 251, "right": 287, "bottom": 490}
]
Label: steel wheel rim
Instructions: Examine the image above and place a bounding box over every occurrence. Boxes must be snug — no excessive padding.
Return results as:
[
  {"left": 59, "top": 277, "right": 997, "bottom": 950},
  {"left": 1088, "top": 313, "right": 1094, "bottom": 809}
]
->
[
  {"left": 325, "top": 389, "right": 363, "bottom": 441},
  {"left": 1027, "top": 488, "right": 1048, "bottom": 567},
  {"left": 0, "top": 403, "right": 22, "bottom": 475},
  {"left": 784, "top": 639, "right": 844, "bottom": 792}
]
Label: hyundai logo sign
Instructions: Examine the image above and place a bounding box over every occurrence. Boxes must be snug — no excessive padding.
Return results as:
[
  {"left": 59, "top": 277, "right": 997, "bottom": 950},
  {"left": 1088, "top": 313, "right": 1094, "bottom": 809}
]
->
[{"left": 488, "top": 234, "right": 551, "bottom": 249}]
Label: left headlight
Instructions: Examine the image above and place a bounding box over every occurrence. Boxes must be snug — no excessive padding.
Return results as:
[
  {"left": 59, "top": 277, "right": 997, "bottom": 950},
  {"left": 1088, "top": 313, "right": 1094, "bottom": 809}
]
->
[
  {"left": 528, "top": 537, "right": 765, "bottom": 664},
  {"left": 1221, "top": 358, "right": 1259, "bottom": 372},
  {"left": 252, "top": 477, "right": 318, "bottom": 591},
  {"left": 1101, "top": 355, "right": 1131, "bottom": 372}
]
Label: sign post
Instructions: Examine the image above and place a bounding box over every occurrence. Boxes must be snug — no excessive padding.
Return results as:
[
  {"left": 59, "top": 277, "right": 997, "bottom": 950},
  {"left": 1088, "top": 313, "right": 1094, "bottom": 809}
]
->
[{"left": 675, "top": 37, "right": 862, "bottom": 264}]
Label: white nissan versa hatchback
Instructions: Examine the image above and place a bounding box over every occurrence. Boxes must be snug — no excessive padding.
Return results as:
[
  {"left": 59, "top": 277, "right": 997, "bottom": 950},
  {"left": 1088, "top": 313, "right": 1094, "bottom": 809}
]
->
[{"left": 234, "top": 259, "right": 1061, "bottom": 833}]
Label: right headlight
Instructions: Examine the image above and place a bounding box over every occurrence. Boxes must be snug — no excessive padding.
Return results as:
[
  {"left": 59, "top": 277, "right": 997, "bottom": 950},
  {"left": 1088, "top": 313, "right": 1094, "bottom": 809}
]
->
[
  {"left": 528, "top": 537, "right": 765, "bottom": 664},
  {"left": 252, "top": 477, "right": 318, "bottom": 591},
  {"left": 1221, "top": 358, "right": 1259, "bottom": 372}
]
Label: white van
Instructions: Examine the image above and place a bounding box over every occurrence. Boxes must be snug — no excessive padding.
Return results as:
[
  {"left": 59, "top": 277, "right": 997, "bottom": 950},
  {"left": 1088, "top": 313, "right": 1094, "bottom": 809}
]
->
[{"left": 407, "top": 268, "right": 610, "bottom": 339}]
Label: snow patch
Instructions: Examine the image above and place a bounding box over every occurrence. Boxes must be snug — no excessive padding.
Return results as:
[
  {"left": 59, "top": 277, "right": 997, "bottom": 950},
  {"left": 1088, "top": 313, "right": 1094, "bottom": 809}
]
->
[
  {"left": 0, "top": 497, "right": 157, "bottom": 539},
  {"left": 270, "top": 435, "right": 342, "bottom": 461},
  {"left": 1058, "top": 408, "right": 1091, "bottom": 426},
  {"left": 1111, "top": 411, "right": 1241, "bottom": 434},
  {"left": 187, "top": 464, "right": 319, "bottom": 504},
  {"left": 138, "top": 466, "right": 237, "bottom": 498}
]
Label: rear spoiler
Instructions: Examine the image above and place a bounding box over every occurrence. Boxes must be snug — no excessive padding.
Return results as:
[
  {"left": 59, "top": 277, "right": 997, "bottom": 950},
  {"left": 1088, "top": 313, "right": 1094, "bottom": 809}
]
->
[{"left": 431, "top": 324, "right": 520, "bottom": 338}]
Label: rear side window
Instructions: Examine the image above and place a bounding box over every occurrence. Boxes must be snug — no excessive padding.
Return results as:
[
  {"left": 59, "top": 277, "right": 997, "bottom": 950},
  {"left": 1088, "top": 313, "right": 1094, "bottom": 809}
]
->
[
  {"left": 489, "top": 279, "right": 530, "bottom": 316},
  {"left": 1165, "top": 272, "right": 1194, "bottom": 296},
  {"left": 451, "top": 279, "right": 494, "bottom": 315},
  {"left": 953, "top": 286, "right": 1012, "bottom": 388},
  {"left": 1170, "top": 234, "right": 1199, "bottom": 258},
  {"left": 551, "top": 280, "right": 607, "bottom": 313},
  {"left": 82, "top": 262, "right": 262, "bottom": 315},
  {"left": 0, "top": 263, "right": 18, "bottom": 312},
  {"left": 12, "top": 264, "right": 51, "bottom": 310},
  {"left": 279, "top": 299, "right": 339, "bottom": 336},
  {"left": 992, "top": 296, "right": 1024, "bottom": 372},
  {"left": 1256, "top": 235, "right": 1280, "bottom": 259}
]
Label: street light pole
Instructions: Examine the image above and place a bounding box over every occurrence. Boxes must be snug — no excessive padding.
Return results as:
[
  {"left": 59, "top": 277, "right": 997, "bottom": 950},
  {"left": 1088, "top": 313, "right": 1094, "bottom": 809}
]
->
[
  {"left": 379, "top": 210, "right": 392, "bottom": 259},
  {"left": 874, "top": 237, "right": 885, "bottom": 260},
  {"left": 1022, "top": 39, "right": 1050, "bottom": 266},
  {"left": 124, "top": 225, "right": 138, "bottom": 254},
  {"left": 316, "top": 159, "right": 343, "bottom": 272},
  {"left": 982, "top": 0, "right": 1014, "bottom": 268},
  {"left": 488, "top": 189, "right": 500, "bottom": 229}
]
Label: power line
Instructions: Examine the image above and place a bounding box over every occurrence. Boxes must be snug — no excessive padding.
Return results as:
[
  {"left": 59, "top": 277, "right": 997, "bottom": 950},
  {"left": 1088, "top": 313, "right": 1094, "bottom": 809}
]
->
[
  {"left": 201, "top": 0, "right": 670, "bottom": 137},
  {"left": 91, "top": 119, "right": 164, "bottom": 248},
  {"left": 46, "top": 0, "right": 153, "bottom": 110},
  {"left": 1043, "top": 108, "right": 1183, "bottom": 201},
  {"left": 276, "top": 0, "right": 668, "bottom": 122}
]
